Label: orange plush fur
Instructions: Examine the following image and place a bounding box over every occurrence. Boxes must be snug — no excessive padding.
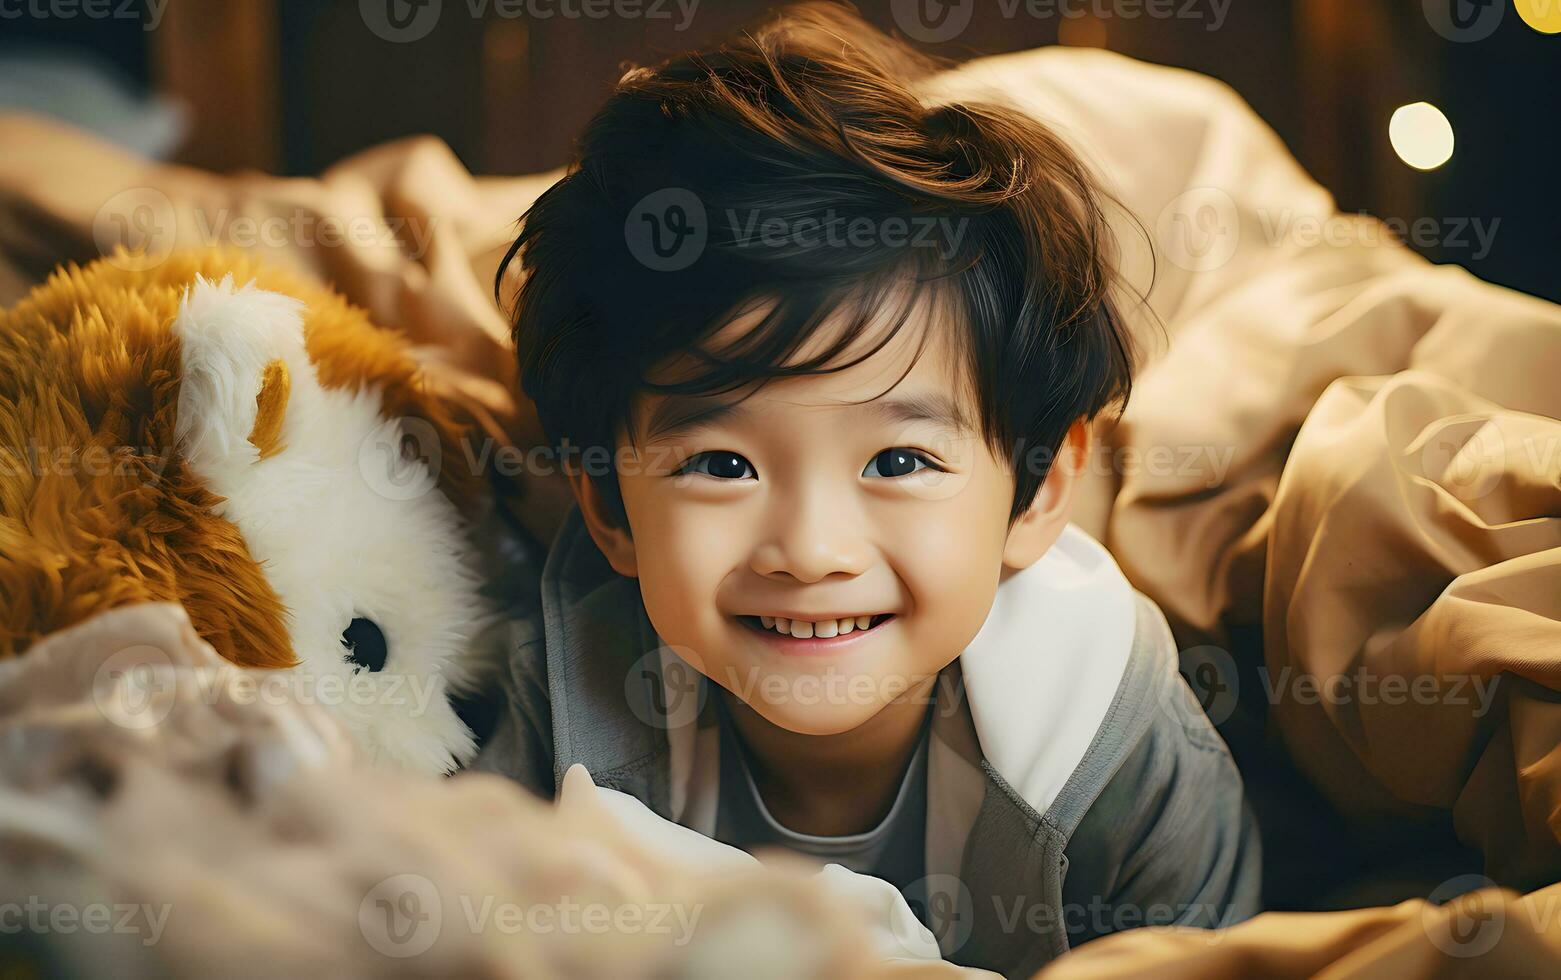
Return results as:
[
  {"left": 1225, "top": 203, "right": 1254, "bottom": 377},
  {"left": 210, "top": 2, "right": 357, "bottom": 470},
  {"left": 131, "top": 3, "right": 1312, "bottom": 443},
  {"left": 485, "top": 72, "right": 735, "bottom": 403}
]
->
[{"left": 0, "top": 249, "right": 480, "bottom": 668}]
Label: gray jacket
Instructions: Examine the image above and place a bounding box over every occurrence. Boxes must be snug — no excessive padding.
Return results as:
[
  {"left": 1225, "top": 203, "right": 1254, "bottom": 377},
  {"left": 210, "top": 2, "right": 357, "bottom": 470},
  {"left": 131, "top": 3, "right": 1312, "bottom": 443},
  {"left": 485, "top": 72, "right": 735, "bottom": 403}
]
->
[{"left": 475, "top": 512, "right": 1261, "bottom": 978}]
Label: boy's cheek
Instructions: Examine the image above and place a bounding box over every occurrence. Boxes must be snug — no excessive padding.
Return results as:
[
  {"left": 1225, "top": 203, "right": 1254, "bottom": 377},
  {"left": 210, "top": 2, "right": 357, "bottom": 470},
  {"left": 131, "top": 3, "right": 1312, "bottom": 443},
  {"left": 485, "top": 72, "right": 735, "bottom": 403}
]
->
[
  {"left": 632, "top": 522, "right": 747, "bottom": 649},
  {"left": 883, "top": 499, "right": 1006, "bottom": 593}
]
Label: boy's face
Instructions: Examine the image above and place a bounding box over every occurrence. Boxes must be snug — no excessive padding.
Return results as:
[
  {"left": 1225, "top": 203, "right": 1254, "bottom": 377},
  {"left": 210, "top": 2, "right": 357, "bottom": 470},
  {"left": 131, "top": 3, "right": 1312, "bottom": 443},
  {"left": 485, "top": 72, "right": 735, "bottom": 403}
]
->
[{"left": 573, "top": 294, "right": 1083, "bottom": 737}]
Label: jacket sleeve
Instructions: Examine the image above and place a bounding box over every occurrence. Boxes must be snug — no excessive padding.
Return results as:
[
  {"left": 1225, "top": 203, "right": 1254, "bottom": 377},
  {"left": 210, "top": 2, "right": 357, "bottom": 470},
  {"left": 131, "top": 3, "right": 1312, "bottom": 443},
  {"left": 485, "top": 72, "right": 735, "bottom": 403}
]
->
[
  {"left": 1060, "top": 594, "right": 1263, "bottom": 948},
  {"left": 469, "top": 614, "right": 557, "bottom": 800}
]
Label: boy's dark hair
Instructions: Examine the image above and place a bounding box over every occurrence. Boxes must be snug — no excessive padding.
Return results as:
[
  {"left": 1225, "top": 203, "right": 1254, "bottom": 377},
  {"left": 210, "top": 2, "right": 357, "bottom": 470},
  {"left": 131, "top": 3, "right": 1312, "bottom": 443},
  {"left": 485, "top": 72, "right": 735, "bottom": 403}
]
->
[{"left": 498, "top": 1, "right": 1138, "bottom": 523}]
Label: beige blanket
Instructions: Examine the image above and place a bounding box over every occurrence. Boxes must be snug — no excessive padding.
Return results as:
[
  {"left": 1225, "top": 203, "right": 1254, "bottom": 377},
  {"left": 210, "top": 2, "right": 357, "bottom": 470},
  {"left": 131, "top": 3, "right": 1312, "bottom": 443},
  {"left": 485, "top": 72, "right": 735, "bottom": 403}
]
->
[
  {"left": 2, "top": 45, "right": 1558, "bottom": 977},
  {"left": 0, "top": 605, "right": 977, "bottom": 979}
]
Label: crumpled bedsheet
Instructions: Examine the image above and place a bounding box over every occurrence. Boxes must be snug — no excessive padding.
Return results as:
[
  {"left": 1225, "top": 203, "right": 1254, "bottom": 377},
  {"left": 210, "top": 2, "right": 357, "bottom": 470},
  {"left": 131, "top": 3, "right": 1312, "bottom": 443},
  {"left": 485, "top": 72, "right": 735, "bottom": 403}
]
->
[
  {"left": 927, "top": 49, "right": 1561, "bottom": 899},
  {"left": 2, "top": 43, "right": 1559, "bottom": 979},
  {"left": 0, "top": 603, "right": 982, "bottom": 979}
]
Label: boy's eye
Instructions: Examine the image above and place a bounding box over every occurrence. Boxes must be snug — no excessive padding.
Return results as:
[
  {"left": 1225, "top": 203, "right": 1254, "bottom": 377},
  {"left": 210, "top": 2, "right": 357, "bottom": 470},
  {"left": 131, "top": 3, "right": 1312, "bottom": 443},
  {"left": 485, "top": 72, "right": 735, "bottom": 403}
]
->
[
  {"left": 678, "top": 451, "right": 756, "bottom": 480},
  {"left": 864, "top": 448, "right": 935, "bottom": 479}
]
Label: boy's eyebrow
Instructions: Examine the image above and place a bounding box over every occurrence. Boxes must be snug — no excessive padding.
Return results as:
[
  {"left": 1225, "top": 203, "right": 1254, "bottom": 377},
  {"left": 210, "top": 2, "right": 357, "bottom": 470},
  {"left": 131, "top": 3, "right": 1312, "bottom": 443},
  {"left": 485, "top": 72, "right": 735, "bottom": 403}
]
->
[
  {"left": 866, "top": 393, "right": 975, "bottom": 433},
  {"left": 641, "top": 396, "right": 748, "bottom": 442},
  {"left": 641, "top": 391, "right": 974, "bottom": 442}
]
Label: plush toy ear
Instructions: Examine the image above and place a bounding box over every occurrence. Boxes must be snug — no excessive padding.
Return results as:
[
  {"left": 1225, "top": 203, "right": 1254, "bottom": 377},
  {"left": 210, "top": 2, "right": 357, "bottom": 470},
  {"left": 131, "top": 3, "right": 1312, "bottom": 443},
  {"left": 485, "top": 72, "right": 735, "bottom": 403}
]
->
[
  {"left": 173, "top": 274, "right": 311, "bottom": 469},
  {"left": 248, "top": 359, "right": 291, "bottom": 458}
]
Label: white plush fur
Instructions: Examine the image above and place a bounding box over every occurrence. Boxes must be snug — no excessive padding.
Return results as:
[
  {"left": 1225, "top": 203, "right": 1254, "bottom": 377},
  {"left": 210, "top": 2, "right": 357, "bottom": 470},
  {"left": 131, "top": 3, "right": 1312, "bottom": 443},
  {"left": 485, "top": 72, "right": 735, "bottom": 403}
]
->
[{"left": 173, "top": 274, "right": 493, "bottom": 773}]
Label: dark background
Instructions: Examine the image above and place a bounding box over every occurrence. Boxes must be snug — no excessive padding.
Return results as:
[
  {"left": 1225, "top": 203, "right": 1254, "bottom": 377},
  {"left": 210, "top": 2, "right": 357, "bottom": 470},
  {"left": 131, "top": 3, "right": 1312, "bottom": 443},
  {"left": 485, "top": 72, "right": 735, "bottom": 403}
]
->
[{"left": 2, "top": 0, "right": 1557, "bottom": 301}]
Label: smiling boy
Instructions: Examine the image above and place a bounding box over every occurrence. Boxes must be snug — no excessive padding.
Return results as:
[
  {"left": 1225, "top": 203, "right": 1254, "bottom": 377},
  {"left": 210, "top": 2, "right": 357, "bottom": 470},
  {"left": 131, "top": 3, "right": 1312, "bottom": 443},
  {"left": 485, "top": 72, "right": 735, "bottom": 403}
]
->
[{"left": 477, "top": 5, "right": 1259, "bottom": 974}]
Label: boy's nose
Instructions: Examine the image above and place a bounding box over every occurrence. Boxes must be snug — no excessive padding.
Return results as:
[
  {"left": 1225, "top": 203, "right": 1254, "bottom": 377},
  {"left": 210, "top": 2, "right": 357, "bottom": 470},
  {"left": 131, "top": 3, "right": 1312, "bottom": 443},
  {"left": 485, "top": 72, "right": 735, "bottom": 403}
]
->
[{"left": 748, "top": 489, "right": 872, "bottom": 583}]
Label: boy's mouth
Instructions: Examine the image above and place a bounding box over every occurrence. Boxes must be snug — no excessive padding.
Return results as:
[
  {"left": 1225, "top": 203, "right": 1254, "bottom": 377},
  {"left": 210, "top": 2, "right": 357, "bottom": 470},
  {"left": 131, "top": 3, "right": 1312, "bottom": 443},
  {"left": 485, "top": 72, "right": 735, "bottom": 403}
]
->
[{"left": 737, "top": 613, "right": 894, "bottom": 640}]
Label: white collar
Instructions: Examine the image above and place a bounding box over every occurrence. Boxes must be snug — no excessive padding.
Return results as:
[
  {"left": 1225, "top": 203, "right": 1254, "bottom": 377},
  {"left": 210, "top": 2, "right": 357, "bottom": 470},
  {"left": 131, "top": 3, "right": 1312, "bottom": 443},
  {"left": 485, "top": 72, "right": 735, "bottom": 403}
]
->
[{"left": 958, "top": 523, "right": 1137, "bottom": 816}]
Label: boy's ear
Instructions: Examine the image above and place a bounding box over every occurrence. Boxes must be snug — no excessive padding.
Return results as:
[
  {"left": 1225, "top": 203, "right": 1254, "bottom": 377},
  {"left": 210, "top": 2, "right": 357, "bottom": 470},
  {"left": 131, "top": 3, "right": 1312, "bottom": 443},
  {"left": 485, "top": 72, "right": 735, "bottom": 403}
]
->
[
  {"left": 566, "top": 466, "right": 639, "bottom": 578},
  {"left": 1002, "top": 420, "right": 1089, "bottom": 571}
]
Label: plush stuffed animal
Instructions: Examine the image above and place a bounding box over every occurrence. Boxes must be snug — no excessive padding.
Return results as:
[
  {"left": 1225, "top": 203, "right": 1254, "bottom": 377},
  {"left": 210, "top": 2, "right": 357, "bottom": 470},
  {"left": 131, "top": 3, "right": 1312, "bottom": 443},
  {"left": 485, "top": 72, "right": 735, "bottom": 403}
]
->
[{"left": 0, "top": 249, "right": 499, "bottom": 773}]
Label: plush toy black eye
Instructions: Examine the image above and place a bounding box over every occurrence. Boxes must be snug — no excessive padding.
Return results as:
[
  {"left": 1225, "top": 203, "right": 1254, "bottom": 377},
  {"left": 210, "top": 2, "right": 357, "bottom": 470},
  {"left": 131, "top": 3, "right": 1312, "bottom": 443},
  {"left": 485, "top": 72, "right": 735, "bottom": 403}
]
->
[{"left": 342, "top": 617, "right": 388, "bottom": 673}]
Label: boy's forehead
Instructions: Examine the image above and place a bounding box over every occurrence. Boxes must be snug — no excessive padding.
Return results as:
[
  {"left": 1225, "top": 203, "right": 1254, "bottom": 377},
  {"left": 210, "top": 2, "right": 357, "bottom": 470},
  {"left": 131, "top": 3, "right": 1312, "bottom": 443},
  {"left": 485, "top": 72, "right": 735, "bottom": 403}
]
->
[
  {"left": 632, "top": 289, "right": 975, "bottom": 440},
  {"left": 707, "top": 286, "right": 939, "bottom": 367},
  {"left": 651, "top": 282, "right": 958, "bottom": 386}
]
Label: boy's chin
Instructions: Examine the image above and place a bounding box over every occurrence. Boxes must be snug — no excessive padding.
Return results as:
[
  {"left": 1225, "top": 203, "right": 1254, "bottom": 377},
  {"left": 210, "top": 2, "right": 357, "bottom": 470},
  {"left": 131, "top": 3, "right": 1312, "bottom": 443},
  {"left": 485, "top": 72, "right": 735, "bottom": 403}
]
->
[{"left": 746, "top": 700, "right": 902, "bottom": 738}]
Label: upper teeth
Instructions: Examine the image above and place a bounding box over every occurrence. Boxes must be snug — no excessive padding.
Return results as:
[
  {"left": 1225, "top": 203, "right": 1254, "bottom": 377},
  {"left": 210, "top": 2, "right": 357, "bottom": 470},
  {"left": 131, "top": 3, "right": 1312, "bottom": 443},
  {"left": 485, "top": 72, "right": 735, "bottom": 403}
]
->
[{"left": 759, "top": 615, "right": 874, "bottom": 638}]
